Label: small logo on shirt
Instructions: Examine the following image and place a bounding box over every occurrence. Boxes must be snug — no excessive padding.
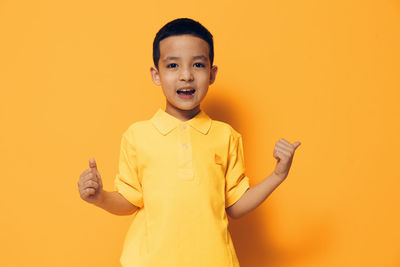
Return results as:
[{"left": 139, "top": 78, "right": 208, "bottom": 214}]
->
[{"left": 214, "top": 153, "right": 223, "bottom": 165}]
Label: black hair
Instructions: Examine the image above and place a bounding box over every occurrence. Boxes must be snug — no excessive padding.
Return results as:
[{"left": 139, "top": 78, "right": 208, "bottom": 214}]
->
[{"left": 152, "top": 18, "right": 214, "bottom": 70}]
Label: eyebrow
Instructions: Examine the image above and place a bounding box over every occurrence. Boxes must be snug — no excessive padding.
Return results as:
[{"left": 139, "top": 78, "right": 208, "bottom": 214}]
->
[{"left": 162, "top": 55, "right": 208, "bottom": 62}]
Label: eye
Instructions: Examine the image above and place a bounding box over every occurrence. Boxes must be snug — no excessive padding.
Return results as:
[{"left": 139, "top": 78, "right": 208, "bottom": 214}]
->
[
  {"left": 194, "top": 63, "right": 205, "bottom": 68},
  {"left": 167, "top": 63, "right": 178, "bottom": 68}
]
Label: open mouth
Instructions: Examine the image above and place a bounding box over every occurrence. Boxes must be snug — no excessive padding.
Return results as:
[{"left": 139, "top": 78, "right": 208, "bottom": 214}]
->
[{"left": 177, "top": 89, "right": 196, "bottom": 95}]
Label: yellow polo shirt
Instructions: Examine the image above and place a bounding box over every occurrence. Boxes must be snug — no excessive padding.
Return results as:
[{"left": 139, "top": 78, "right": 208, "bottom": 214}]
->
[{"left": 113, "top": 107, "right": 250, "bottom": 267}]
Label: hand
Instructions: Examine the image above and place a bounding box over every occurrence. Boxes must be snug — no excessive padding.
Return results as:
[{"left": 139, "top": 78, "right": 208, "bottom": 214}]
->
[
  {"left": 273, "top": 138, "right": 301, "bottom": 180},
  {"left": 77, "top": 157, "right": 104, "bottom": 205}
]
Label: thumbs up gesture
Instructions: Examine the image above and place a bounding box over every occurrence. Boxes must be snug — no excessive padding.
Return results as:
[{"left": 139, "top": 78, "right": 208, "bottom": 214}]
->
[
  {"left": 272, "top": 138, "right": 301, "bottom": 181},
  {"left": 77, "top": 157, "right": 104, "bottom": 205}
]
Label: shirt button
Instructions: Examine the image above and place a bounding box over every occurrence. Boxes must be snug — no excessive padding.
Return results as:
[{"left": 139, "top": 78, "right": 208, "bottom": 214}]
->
[
  {"left": 182, "top": 124, "right": 187, "bottom": 129},
  {"left": 183, "top": 143, "right": 188, "bottom": 148}
]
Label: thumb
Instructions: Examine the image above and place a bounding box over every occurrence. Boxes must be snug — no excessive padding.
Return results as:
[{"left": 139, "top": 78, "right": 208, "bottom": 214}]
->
[
  {"left": 293, "top": 141, "right": 301, "bottom": 150},
  {"left": 89, "top": 157, "right": 98, "bottom": 171}
]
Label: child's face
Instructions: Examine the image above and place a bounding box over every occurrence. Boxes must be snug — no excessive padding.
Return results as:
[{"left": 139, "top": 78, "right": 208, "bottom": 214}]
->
[{"left": 150, "top": 34, "right": 218, "bottom": 117}]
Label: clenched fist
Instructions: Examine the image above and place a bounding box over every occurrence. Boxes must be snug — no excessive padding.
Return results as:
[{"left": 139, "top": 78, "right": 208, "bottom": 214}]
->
[{"left": 78, "top": 157, "right": 104, "bottom": 205}]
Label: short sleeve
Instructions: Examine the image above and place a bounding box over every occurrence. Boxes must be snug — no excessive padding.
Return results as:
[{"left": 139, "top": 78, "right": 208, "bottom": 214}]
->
[
  {"left": 225, "top": 131, "right": 250, "bottom": 208},
  {"left": 113, "top": 131, "right": 144, "bottom": 208}
]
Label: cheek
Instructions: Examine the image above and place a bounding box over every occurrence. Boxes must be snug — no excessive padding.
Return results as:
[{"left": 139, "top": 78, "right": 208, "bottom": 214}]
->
[
  {"left": 162, "top": 74, "right": 176, "bottom": 85},
  {"left": 197, "top": 73, "right": 210, "bottom": 85}
]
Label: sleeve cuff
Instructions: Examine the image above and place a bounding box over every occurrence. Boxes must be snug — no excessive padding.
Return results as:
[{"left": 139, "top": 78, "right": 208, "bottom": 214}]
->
[
  {"left": 226, "top": 176, "right": 250, "bottom": 208},
  {"left": 114, "top": 178, "right": 144, "bottom": 209}
]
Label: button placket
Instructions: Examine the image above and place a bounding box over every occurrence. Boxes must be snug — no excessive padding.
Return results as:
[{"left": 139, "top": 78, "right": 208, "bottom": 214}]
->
[{"left": 178, "top": 123, "right": 193, "bottom": 180}]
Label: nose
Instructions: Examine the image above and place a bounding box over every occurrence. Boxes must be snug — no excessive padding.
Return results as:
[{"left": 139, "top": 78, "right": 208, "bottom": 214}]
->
[{"left": 179, "top": 66, "right": 194, "bottom": 81}]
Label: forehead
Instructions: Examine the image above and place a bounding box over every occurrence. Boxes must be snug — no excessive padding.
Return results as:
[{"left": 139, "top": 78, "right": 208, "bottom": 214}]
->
[{"left": 159, "top": 34, "right": 209, "bottom": 59}]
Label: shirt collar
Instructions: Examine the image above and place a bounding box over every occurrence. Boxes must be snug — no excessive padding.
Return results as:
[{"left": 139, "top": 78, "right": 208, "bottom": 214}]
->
[{"left": 150, "top": 108, "right": 212, "bottom": 136}]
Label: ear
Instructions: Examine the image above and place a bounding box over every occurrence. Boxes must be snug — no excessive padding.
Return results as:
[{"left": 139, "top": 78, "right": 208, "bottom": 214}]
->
[
  {"left": 150, "top": 66, "right": 161, "bottom": 86},
  {"left": 209, "top": 65, "right": 218, "bottom": 85}
]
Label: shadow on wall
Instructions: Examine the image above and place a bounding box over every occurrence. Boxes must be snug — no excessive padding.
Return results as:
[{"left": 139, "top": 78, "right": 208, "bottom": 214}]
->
[
  {"left": 203, "top": 89, "right": 243, "bottom": 132},
  {"left": 204, "top": 89, "right": 335, "bottom": 267},
  {"left": 229, "top": 210, "right": 335, "bottom": 267}
]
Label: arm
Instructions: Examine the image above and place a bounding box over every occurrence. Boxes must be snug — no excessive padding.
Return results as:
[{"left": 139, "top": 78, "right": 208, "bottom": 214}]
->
[
  {"left": 94, "top": 190, "right": 139, "bottom": 216},
  {"left": 226, "top": 138, "right": 301, "bottom": 219},
  {"left": 226, "top": 172, "right": 284, "bottom": 219}
]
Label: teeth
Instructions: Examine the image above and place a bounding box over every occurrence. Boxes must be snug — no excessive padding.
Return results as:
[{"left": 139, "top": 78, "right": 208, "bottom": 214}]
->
[{"left": 177, "top": 89, "right": 195, "bottom": 94}]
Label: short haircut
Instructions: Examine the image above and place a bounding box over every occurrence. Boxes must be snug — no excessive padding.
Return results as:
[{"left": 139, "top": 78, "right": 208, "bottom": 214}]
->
[{"left": 152, "top": 18, "right": 214, "bottom": 70}]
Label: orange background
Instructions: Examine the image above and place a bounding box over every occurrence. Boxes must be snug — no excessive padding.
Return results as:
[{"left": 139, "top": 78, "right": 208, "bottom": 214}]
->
[{"left": 1, "top": 0, "right": 399, "bottom": 266}]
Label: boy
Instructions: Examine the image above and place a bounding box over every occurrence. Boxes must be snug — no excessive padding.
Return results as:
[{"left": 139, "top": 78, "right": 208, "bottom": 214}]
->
[{"left": 77, "top": 18, "right": 301, "bottom": 267}]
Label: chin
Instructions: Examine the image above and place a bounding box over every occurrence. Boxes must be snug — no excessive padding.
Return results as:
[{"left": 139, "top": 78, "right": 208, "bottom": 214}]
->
[
  {"left": 177, "top": 105, "right": 198, "bottom": 111},
  {"left": 172, "top": 102, "right": 199, "bottom": 110}
]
